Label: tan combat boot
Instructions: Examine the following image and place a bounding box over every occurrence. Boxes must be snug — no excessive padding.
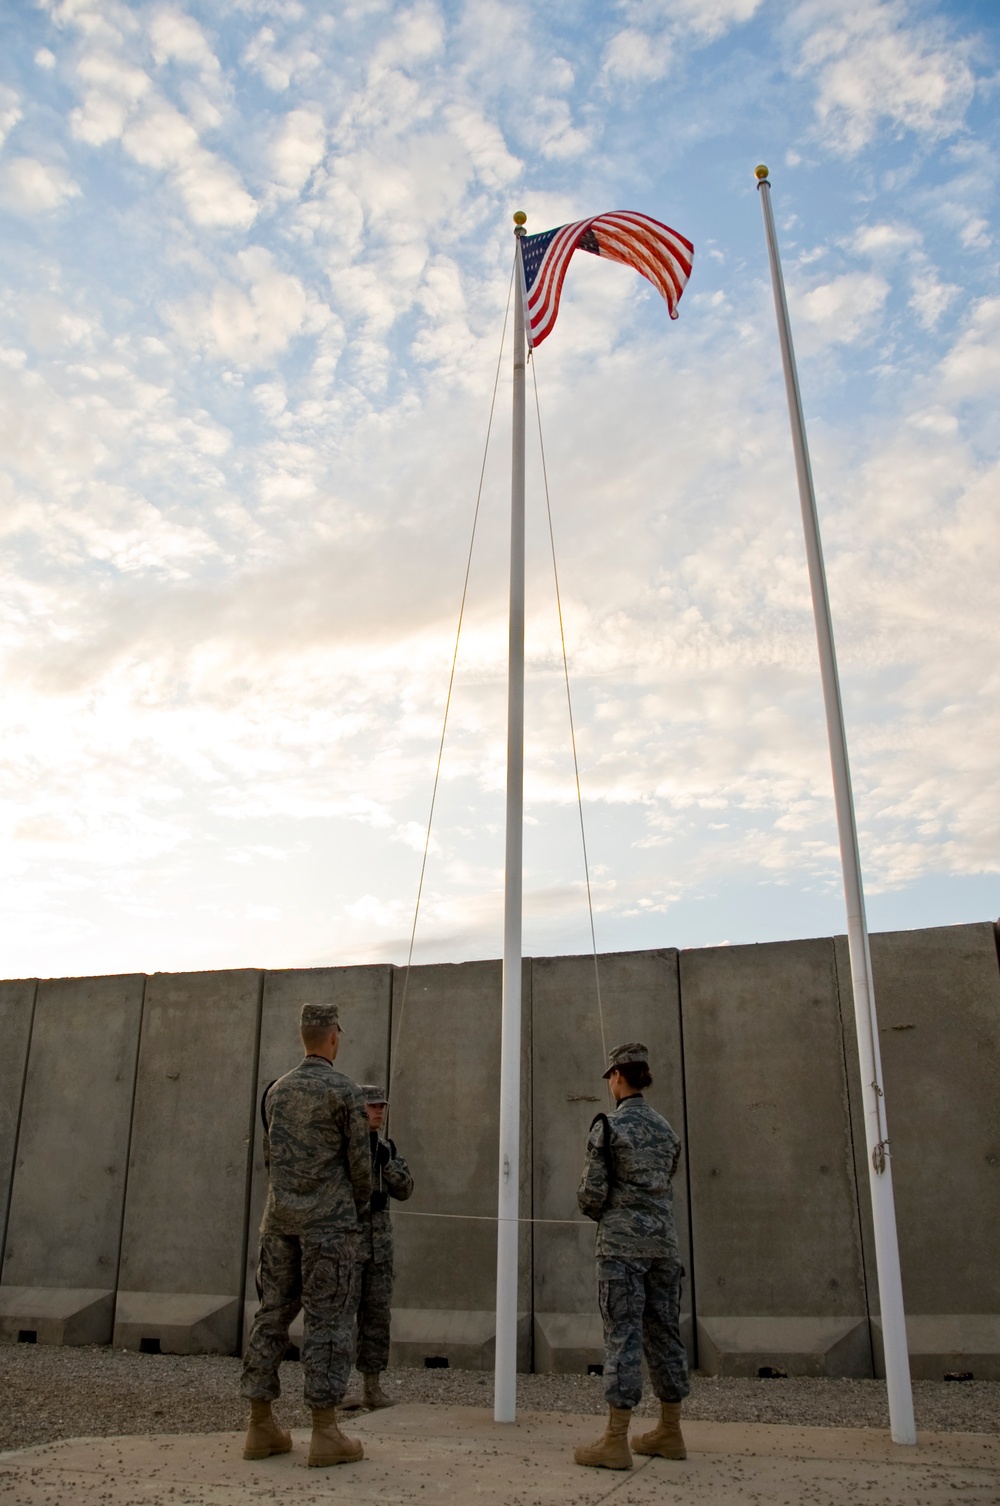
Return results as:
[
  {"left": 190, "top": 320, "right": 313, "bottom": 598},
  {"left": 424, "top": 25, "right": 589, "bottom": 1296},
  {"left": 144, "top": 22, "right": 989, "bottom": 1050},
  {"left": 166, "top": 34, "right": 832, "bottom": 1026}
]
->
[
  {"left": 307, "top": 1406, "right": 364, "bottom": 1467},
  {"left": 632, "top": 1400, "right": 687, "bottom": 1459},
  {"left": 363, "top": 1372, "right": 396, "bottom": 1409},
  {"left": 573, "top": 1405, "right": 633, "bottom": 1470},
  {"left": 242, "top": 1399, "right": 293, "bottom": 1460}
]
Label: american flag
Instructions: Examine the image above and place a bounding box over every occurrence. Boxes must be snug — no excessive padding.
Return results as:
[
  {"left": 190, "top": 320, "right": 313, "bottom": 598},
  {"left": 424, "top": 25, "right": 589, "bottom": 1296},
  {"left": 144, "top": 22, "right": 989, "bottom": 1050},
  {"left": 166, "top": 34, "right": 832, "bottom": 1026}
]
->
[{"left": 519, "top": 210, "right": 693, "bottom": 348}]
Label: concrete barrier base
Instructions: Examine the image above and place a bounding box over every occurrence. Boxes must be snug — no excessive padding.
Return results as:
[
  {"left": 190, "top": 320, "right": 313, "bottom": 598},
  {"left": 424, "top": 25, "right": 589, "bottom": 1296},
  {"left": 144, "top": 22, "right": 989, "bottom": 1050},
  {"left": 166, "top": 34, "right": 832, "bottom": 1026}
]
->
[
  {"left": 534, "top": 1313, "right": 604, "bottom": 1373},
  {"left": 0, "top": 1286, "right": 115, "bottom": 1345},
  {"left": 871, "top": 1315, "right": 1000, "bottom": 1381},
  {"left": 696, "top": 1317, "right": 872, "bottom": 1377},
  {"left": 114, "top": 1292, "right": 240, "bottom": 1355},
  {"left": 534, "top": 1311, "right": 695, "bottom": 1374},
  {"left": 389, "top": 1308, "right": 530, "bottom": 1371}
]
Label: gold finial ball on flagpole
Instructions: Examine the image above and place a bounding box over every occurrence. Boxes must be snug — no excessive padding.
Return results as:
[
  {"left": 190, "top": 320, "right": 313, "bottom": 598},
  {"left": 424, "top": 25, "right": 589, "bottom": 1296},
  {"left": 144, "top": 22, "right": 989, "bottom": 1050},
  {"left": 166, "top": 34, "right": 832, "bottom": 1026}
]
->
[
  {"left": 513, "top": 210, "right": 527, "bottom": 225},
  {"left": 754, "top": 164, "right": 769, "bottom": 181}
]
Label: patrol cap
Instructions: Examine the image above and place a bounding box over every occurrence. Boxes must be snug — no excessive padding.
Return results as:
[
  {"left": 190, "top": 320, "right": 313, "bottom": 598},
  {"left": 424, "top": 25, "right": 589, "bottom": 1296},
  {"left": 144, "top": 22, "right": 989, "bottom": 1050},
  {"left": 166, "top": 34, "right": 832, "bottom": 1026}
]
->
[
  {"left": 602, "top": 1041, "right": 649, "bottom": 1078},
  {"left": 359, "top": 1083, "right": 388, "bottom": 1104},
  {"left": 299, "top": 1002, "right": 340, "bottom": 1032}
]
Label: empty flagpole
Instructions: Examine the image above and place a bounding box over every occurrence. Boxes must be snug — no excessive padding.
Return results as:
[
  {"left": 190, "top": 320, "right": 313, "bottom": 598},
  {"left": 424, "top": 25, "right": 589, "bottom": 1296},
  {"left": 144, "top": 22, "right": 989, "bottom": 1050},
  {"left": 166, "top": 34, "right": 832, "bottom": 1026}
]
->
[
  {"left": 755, "top": 166, "right": 915, "bottom": 1446},
  {"left": 494, "top": 213, "right": 528, "bottom": 1424}
]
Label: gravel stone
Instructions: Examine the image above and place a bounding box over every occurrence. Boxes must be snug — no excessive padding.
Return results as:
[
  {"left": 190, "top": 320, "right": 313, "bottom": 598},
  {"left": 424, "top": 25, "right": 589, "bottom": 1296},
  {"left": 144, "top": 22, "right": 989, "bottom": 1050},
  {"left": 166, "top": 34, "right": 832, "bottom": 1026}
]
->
[{"left": 2, "top": 1346, "right": 997, "bottom": 1453}]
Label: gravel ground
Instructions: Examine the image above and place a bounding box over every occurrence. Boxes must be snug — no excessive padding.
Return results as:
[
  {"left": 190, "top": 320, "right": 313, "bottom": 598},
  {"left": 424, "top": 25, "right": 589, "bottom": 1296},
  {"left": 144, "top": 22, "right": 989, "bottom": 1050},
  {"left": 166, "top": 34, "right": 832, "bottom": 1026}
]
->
[{"left": 1, "top": 1347, "right": 997, "bottom": 1453}]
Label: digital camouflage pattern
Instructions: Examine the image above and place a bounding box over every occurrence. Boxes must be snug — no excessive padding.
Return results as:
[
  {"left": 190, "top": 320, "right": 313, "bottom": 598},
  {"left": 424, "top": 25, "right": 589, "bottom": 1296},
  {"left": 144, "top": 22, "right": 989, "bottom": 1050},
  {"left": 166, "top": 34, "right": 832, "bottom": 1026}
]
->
[
  {"left": 577, "top": 1094, "right": 681, "bottom": 1258},
  {"left": 359, "top": 1134, "right": 414, "bottom": 1263},
  {"left": 353, "top": 1254, "right": 395, "bottom": 1373},
  {"left": 353, "top": 1132, "right": 413, "bottom": 1372},
  {"left": 241, "top": 1056, "right": 371, "bottom": 1411},
  {"left": 260, "top": 1057, "right": 371, "bottom": 1236},
  {"left": 598, "top": 1255, "right": 689, "bottom": 1409},
  {"left": 242, "top": 1228, "right": 358, "bottom": 1407},
  {"left": 602, "top": 1040, "right": 649, "bottom": 1077}
]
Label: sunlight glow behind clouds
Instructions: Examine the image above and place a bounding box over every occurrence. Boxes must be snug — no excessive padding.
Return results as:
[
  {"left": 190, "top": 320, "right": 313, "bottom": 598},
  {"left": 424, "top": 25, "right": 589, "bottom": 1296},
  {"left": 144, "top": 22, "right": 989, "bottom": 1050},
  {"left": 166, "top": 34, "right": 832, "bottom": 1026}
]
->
[{"left": 0, "top": 0, "right": 997, "bottom": 977}]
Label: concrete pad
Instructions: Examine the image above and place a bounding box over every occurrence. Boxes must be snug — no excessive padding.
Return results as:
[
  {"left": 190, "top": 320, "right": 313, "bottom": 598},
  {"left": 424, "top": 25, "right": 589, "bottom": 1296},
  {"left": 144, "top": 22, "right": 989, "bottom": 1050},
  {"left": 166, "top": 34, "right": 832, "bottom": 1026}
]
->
[
  {"left": 0, "top": 1285, "right": 114, "bottom": 1346},
  {"left": 871, "top": 1314, "right": 1000, "bottom": 1381},
  {"left": 114, "top": 1292, "right": 240, "bottom": 1355},
  {"left": 531, "top": 949, "right": 691, "bottom": 1371},
  {"left": 1, "top": 974, "right": 144, "bottom": 1346},
  {"left": 0, "top": 979, "right": 35, "bottom": 1269},
  {"left": 388, "top": 1307, "right": 530, "bottom": 1369},
  {"left": 1, "top": 1408, "right": 997, "bottom": 1505},
  {"left": 388, "top": 960, "right": 532, "bottom": 1371},
  {"left": 681, "top": 938, "right": 871, "bottom": 1373},
  {"left": 116, "top": 970, "right": 262, "bottom": 1355},
  {"left": 697, "top": 1315, "right": 871, "bottom": 1377},
  {"left": 243, "top": 965, "right": 392, "bottom": 1341}
]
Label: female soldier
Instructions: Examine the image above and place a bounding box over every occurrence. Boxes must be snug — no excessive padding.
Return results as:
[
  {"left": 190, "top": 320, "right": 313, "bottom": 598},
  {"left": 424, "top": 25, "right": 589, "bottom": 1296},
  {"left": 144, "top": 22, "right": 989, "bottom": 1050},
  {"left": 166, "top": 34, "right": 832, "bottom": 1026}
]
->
[{"left": 574, "top": 1041, "right": 689, "bottom": 1470}]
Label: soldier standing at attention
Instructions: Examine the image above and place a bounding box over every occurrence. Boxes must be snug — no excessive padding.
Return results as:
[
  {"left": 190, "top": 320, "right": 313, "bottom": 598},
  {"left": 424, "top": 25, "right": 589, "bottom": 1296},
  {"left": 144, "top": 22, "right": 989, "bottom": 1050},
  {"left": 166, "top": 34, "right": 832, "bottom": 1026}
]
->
[
  {"left": 574, "top": 1042, "right": 689, "bottom": 1471},
  {"left": 240, "top": 1001, "right": 371, "bottom": 1468},
  {"left": 344, "top": 1085, "right": 414, "bottom": 1410}
]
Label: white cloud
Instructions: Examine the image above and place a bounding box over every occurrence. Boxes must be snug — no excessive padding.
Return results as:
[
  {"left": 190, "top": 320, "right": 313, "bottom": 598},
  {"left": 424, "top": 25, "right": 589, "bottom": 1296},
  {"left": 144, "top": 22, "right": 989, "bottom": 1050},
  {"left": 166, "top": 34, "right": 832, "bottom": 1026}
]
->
[
  {"left": 268, "top": 105, "right": 326, "bottom": 190},
  {"left": 243, "top": 24, "right": 322, "bottom": 91},
  {"left": 602, "top": 0, "right": 762, "bottom": 80},
  {"left": 793, "top": 0, "right": 976, "bottom": 153},
  {"left": 853, "top": 222, "right": 920, "bottom": 257},
  {"left": 166, "top": 247, "right": 315, "bottom": 365},
  {"left": 603, "top": 28, "right": 674, "bottom": 83},
  {"left": 149, "top": 6, "right": 221, "bottom": 76},
  {"left": 938, "top": 297, "right": 1000, "bottom": 397},
  {"left": 70, "top": 49, "right": 151, "bottom": 145},
  {"left": 0, "top": 156, "right": 80, "bottom": 213},
  {"left": 908, "top": 273, "right": 959, "bottom": 332},
  {"left": 790, "top": 270, "right": 890, "bottom": 347},
  {"left": 0, "top": 85, "right": 22, "bottom": 148}
]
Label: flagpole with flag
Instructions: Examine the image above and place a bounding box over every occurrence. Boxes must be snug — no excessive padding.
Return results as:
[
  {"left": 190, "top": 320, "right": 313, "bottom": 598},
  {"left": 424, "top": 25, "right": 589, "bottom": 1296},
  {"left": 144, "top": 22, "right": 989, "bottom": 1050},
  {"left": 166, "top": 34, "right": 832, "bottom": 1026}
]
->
[
  {"left": 494, "top": 211, "right": 529, "bottom": 1425},
  {"left": 492, "top": 205, "right": 693, "bottom": 1423},
  {"left": 755, "top": 165, "right": 915, "bottom": 1446}
]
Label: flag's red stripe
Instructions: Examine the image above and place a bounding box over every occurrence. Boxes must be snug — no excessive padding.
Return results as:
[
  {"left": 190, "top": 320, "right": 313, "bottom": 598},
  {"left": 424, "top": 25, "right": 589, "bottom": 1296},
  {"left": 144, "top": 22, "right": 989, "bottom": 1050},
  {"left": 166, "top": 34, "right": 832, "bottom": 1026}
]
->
[{"left": 523, "top": 210, "right": 693, "bottom": 345}]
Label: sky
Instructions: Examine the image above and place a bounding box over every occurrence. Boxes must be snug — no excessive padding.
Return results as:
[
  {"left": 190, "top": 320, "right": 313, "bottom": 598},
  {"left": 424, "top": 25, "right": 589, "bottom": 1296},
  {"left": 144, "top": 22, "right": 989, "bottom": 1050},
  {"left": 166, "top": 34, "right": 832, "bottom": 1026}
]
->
[{"left": 0, "top": 0, "right": 997, "bottom": 981}]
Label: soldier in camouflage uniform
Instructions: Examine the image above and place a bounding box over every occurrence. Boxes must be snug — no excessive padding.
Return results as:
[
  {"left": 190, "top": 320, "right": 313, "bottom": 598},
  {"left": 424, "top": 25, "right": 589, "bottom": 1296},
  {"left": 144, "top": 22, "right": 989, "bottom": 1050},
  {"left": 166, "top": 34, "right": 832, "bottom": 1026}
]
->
[
  {"left": 574, "top": 1041, "right": 689, "bottom": 1471},
  {"left": 343, "top": 1085, "right": 414, "bottom": 1410},
  {"left": 240, "top": 1001, "right": 372, "bottom": 1469}
]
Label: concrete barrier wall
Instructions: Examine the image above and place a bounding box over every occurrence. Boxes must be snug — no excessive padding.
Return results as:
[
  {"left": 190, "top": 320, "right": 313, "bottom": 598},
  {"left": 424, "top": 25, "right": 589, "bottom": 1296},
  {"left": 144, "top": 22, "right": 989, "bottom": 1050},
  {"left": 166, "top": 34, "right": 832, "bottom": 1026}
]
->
[
  {"left": 681, "top": 939, "right": 871, "bottom": 1376},
  {"left": 838, "top": 924, "right": 1000, "bottom": 1379},
  {"left": 115, "top": 970, "right": 262, "bottom": 1355},
  {"left": 0, "top": 975, "right": 144, "bottom": 1345},
  {"left": 0, "top": 924, "right": 997, "bottom": 1378}
]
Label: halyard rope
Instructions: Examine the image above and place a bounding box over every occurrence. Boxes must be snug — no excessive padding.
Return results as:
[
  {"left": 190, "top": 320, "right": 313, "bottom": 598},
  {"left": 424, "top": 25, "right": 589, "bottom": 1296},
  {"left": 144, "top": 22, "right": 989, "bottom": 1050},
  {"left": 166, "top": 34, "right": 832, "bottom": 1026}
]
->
[
  {"left": 385, "top": 253, "right": 516, "bottom": 1131},
  {"left": 530, "top": 356, "right": 609, "bottom": 1093}
]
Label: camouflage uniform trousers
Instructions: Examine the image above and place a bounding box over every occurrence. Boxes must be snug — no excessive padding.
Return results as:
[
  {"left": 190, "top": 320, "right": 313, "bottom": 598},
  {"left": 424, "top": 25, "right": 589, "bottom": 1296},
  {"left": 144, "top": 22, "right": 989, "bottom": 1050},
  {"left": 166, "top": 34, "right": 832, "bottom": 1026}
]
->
[
  {"left": 241, "top": 1229, "right": 358, "bottom": 1409},
  {"left": 598, "top": 1256, "right": 690, "bottom": 1410},
  {"left": 353, "top": 1255, "right": 394, "bottom": 1374}
]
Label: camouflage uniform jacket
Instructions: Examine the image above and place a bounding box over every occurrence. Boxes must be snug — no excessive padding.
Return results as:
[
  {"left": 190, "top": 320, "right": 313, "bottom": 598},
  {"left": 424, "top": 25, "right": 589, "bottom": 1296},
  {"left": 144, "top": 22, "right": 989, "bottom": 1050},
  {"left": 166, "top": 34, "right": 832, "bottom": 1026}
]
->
[
  {"left": 260, "top": 1057, "right": 372, "bottom": 1238},
  {"left": 358, "top": 1132, "right": 414, "bottom": 1263},
  {"left": 577, "top": 1094, "right": 681, "bottom": 1259}
]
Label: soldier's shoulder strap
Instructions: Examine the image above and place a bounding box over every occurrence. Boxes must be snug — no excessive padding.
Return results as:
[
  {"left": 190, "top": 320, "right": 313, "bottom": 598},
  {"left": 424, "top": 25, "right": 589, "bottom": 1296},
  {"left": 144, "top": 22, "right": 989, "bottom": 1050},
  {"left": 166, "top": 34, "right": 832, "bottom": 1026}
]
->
[
  {"left": 588, "top": 1112, "right": 615, "bottom": 1182},
  {"left": 260, "top": 1079, "right": 278, "bottom": 1133}
]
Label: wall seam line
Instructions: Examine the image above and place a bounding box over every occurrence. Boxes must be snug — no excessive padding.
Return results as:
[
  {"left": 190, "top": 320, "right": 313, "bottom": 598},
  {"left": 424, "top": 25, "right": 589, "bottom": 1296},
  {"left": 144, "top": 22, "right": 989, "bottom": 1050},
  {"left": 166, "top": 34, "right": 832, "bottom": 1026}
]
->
[
  {"left": 675, "top": 948, "right": 698, "bottom": 1372},
  {"left": 111, "top": 975, "right": 147, "bottom": 1314},
  {"left": 237, "top": 970, "right": 266, "bottom": 1356},
  {"left": 832, "top": 936, "right": 876, "bottom": 1377},
  {"left": 0, "top": 979, "right": 39, "bottom": 1285}
]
